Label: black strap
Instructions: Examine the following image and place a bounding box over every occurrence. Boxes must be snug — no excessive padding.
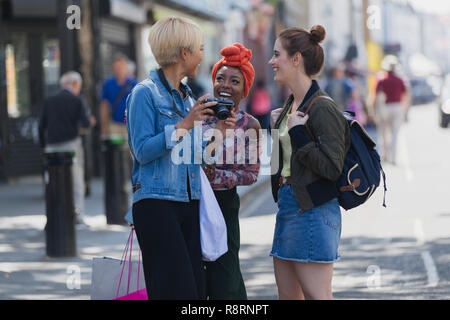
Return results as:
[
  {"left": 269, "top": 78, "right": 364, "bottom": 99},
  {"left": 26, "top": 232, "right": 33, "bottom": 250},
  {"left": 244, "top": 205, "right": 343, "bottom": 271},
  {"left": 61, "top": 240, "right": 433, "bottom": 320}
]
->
[
  {"left": 157, "top": 68, "right": 173, "bottom": 94},
  {"left": 156, "top": 68, "right": 186, "bottom": 117},
  {"left": 381, "top": 166, "right": 387, "bottom": 208},
  {"left": 111, "top": 80, "right": 132, "bottom": 115}
]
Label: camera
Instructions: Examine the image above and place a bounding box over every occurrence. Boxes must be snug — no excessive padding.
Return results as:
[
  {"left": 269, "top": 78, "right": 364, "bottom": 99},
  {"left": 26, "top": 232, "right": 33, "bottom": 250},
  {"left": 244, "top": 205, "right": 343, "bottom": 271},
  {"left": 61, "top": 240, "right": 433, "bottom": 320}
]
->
[{"left": 203, "top": 97, "right": 235, "bottom": 120}]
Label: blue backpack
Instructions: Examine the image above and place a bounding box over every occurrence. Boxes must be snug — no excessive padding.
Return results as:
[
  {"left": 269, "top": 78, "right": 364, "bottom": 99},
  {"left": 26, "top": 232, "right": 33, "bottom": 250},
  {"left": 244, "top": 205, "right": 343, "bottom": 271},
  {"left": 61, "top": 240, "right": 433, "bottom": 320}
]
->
[{"left": 304, "top": 96, "right": 387, "bottom": 211}]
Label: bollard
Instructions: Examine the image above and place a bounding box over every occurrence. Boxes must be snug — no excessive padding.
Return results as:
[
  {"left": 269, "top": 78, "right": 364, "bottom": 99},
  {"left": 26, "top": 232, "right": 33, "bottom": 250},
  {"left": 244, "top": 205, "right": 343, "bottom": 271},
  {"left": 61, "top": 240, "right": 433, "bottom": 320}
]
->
[
  {"left": 102, "top": 136, "right": 129, "bottom": 225},
  {"left": 43, "top": 152, "right": 77, "bottom": 257}
]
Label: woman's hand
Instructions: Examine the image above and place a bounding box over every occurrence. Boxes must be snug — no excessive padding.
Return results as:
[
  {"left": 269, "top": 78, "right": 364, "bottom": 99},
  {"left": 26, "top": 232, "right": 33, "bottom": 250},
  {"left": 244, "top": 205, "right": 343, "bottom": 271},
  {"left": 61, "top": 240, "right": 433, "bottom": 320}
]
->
[
  {"left": 287, "top": 111, "right": 309, "bottom": 130},
  {"left": 270, "top": 108, "right": 283, "bottom": 128},
  {"left": 216, "top": 110, "right": 237, "bottom": 137},
  {"left": 175, "top": 94, "right": 216, "bottom": 131}
]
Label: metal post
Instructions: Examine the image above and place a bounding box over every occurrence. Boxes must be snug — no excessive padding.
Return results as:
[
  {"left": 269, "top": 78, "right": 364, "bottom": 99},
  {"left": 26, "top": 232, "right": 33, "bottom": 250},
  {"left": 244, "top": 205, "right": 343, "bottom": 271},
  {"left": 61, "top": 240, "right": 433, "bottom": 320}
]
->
[
  {"left": 102, "top": 137, "right": 129, "bottom": 225},
  {"left": 44, "top": 152, "right": 77, "bottom": 257}
]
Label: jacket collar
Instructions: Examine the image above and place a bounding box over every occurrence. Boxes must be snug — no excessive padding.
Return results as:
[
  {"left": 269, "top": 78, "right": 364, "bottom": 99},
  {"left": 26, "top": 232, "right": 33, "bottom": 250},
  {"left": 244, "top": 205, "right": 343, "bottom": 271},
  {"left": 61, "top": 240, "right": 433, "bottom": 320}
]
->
[
  {"left": 149, "top": 69, "right": 193, "bottom": 99},
  {"left": 274, "top": 80, "right": 321, "bottom": 129}
]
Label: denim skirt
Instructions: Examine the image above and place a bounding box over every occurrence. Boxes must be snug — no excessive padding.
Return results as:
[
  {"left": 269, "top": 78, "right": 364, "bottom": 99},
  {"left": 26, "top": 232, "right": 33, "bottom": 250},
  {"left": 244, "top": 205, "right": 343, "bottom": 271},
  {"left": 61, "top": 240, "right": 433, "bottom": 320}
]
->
[{"left": 270, "top": 184, "right": 342, "bottom": 263}]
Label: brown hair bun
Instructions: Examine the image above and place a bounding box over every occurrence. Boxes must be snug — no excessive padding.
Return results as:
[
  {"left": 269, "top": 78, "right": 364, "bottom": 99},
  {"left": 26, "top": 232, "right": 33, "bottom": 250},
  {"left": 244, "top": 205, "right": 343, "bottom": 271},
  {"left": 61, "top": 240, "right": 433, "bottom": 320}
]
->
[{"left": 310, "top": 25, "right": 326, "bottom": 44}]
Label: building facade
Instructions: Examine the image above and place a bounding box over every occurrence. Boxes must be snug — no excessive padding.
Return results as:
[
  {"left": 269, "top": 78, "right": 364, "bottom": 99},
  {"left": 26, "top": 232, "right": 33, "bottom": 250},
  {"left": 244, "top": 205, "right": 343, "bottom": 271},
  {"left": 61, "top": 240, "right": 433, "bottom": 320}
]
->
[{"left": 0, "top": 0, "right": 148, "bottom": 181}]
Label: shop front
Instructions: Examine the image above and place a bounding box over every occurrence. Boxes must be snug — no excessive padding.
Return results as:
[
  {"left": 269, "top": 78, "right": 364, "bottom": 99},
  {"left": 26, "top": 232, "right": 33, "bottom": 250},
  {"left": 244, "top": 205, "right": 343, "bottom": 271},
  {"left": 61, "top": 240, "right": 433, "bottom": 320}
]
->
[
  {"left": 0, "top": 0, "right": 147, "bottom": 181},
  {"left": 140, "top": 0, "right": 232, "bottom": 93},
  {"left": 0, "top": 0, "right": 62, "bottom": 180}
]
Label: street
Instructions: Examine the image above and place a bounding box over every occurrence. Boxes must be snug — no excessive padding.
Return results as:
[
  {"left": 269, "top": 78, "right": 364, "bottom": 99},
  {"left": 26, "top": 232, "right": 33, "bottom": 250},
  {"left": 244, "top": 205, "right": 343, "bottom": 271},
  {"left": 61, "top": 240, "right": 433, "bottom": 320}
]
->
[
  {"left": 0, "top": 102, "right": 449, "bottom": 300},
  {"left": 239, "top": 101, "right": 450, "bottom": 299}
]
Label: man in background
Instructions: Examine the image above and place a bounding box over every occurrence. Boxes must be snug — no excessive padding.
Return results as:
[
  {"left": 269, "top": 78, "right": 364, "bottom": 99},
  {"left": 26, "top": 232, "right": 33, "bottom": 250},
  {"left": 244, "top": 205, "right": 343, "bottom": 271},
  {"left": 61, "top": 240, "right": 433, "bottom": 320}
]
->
[
  {"left": 100, "top": 53, "right": 138, "bottom": 138},
  {"left": 325, "top": 63, "right": 354, "bottom": 111},
  {"left": 39, "top": 71, "right": 94, "bottom": 227},
  {"left": 371, "top": 56, "right": 409, "bottom": 165}
]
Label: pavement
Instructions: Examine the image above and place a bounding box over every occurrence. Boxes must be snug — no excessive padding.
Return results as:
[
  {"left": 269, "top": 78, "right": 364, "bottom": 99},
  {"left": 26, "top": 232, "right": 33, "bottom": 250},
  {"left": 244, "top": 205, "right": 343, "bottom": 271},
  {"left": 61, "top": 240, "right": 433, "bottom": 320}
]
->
[
  {"left": 0, "top": 167, "right": 274, "bottom": 300},
  {"left": 237, "top": 103, "right": 450, "bottom": 300},
  {"left": 3, "top": 103, "right": 449, "bottom": 300}
]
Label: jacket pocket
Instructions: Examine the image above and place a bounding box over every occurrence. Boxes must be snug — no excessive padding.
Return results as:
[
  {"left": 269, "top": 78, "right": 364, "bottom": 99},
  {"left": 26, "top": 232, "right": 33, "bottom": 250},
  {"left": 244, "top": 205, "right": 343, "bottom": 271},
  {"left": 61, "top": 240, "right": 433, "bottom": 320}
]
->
[{"left": 157, "top": 107, "right": 178, "bottom": 131}]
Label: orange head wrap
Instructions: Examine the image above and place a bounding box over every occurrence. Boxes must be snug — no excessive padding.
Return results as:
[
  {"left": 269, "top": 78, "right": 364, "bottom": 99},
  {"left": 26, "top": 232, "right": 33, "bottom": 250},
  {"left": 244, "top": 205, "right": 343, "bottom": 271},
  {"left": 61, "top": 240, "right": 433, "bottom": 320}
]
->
[{"left": 211, "top": 43, "right": 255, "bottom": 98}]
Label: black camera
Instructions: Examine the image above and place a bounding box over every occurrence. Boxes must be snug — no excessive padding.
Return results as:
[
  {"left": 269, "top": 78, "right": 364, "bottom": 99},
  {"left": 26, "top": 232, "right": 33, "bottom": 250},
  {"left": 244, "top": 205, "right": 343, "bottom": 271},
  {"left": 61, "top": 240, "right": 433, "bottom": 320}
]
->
[{"left": 203, "top": 97, "right": 234, "bottom": 120}]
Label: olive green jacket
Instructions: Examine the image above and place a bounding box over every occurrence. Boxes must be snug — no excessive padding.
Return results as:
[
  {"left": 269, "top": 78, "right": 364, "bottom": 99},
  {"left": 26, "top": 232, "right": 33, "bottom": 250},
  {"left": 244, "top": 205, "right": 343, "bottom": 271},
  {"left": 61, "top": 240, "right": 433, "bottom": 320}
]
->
[{"left": 270, "top": 89, "right": 350, "bottom": 212}]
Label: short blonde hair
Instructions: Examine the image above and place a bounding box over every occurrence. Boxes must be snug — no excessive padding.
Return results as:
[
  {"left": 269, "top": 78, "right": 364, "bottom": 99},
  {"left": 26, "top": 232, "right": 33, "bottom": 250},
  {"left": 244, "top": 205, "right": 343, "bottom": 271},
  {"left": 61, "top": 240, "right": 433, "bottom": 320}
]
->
[{"left": 148, "top": 16, "right": 204, "bottom": 67}]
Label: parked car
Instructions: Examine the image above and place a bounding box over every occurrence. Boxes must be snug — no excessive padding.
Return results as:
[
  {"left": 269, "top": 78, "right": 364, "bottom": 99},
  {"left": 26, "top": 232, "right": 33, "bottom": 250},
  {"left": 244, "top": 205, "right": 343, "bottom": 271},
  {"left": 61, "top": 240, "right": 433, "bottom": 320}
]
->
[
  {"left": 439, "top": 75, "right": 450, "bottom": 128},
  {"left": 410, "top": 77, "right": 437, "bottom": 105}
]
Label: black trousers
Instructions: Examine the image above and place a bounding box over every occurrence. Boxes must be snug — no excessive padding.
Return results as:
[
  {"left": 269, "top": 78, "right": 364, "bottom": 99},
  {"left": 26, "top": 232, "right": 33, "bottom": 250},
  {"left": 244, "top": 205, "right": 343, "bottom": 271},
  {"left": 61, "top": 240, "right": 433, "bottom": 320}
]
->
[
  {"left": 132, "top": 198, "right": 205, "bottom": 300},
  {"left": 204, "top": 188, "right": 247, "bottom": 300}
]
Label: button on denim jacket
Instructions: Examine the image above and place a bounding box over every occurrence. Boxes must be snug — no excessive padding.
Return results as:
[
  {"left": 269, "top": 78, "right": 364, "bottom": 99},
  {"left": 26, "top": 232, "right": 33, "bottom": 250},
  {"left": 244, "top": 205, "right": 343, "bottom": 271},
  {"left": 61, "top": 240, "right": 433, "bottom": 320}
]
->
[{"left": 126, "top": 70, "right": 207, "bottom": 204}]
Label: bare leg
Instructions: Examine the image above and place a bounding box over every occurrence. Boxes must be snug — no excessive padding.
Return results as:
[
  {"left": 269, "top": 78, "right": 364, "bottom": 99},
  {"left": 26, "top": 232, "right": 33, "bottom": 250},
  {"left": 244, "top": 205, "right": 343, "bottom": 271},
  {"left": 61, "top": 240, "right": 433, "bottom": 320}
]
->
[
  {"left": 293, "top": 262, "right": 334, "bottom": 300},
  {"left": 273, "top": 257, "right": 305, "bottom": 300}
]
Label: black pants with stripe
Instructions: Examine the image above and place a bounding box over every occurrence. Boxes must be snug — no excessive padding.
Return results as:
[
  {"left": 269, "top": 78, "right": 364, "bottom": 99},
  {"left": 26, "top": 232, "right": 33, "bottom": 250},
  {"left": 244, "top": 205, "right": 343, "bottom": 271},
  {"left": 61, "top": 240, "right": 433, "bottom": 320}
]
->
[
  {"left": 204, "top": 188, "right": 247, "bottom": 300},
  {"left": 132, "top": 198, "right": 205, "bottom": 300}
]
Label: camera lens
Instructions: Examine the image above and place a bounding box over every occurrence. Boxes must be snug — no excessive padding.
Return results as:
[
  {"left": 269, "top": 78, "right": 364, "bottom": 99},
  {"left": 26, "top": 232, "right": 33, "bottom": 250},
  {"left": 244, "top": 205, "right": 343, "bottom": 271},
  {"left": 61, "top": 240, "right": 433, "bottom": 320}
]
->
[{"left": 216, "top": 105, "right": 230, "bottom": 120}]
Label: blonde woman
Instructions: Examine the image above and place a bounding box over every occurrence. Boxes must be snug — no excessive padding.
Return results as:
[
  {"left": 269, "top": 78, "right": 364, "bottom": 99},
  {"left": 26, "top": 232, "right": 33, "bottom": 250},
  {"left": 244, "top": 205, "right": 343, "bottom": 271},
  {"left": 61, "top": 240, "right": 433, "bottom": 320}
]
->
[
  {"left": 126, "top": 16, "right": 217, "bottom": 300},
  {"left": 268, "top": 26, "right": 350, "bottom": 300}
]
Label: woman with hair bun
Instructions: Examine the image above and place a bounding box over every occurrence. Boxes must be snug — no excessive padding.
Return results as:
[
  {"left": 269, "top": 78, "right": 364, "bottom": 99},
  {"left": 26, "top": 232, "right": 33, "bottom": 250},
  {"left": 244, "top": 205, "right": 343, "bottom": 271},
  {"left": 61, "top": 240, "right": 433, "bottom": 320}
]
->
[{"left": 268, "top": 25, "right": 350, "bottom": 300}]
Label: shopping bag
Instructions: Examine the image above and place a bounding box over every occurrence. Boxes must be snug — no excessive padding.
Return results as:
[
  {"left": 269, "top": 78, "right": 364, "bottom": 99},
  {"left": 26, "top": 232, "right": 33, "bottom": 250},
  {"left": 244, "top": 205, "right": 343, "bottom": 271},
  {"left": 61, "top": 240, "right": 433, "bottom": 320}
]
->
[
  {"left": 91, "top": 229, "right": 147, "bottom": 300},
  {"left": 114, "top": 288, "right": 148, "bottom": 300},
  {"left": 199, "top": 167, "right": 228, "bottom": 261}
]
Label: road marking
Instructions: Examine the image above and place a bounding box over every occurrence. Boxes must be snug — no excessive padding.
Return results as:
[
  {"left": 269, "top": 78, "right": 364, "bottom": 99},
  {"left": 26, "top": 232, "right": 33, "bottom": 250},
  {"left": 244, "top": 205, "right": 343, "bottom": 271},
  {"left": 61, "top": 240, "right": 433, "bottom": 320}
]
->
[
  {"left": 413, "top": 218, "right": 426, "bottom": 246},
  {"left": 421, "top": 251, "right": 439, "bottom": 287},
  {"left": 413, "top": 219, "right": 439, "bottom": 287}
]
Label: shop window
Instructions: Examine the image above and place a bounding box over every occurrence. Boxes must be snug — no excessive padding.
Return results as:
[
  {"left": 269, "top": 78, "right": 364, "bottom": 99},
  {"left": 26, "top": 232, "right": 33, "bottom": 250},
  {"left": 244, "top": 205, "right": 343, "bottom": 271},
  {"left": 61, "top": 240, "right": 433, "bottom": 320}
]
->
[
  {"left": 5, "top": 33, "right": 31, "bottom": 118},
  {"left": 42, "top": 38, "right": 61, "bottom": 97}
]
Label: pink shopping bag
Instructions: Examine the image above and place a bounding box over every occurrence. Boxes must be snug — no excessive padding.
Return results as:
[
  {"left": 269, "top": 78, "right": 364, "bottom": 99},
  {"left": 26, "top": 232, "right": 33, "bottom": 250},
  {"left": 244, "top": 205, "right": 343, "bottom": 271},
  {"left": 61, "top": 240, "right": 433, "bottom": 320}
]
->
[
  {"left": 115, "top": 288, "right": 148, "bottom": 300},
  {"left": 114, "top": 229, "right": 148, "bottom": 300}
]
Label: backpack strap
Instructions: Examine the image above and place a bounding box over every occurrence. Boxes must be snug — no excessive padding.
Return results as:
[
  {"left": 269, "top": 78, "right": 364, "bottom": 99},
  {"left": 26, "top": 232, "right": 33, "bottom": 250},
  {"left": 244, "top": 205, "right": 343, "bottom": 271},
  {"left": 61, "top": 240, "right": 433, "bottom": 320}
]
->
[
  {"left": 381, "top": 165, "right": 387, "bottom": 208},
  {"left": 302, "top": 95, "right": 334, "bottom": 143},
  {"left": 111, "top": 80, "right": 132, "bottom": 116}
]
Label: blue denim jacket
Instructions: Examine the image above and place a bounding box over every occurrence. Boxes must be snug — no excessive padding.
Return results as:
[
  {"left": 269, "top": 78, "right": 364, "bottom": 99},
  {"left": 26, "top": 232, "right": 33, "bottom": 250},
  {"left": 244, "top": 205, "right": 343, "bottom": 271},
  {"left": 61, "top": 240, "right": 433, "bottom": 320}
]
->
[{"left": 126, "top": 70, "right": 206, "bottom": 204}]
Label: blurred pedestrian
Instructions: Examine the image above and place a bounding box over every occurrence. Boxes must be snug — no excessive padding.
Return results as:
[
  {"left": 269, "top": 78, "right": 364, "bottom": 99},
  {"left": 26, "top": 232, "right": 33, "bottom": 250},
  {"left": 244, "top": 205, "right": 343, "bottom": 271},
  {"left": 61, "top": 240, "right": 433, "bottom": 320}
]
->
[
  {"left": 248, "top": 80, "right": 271, "bottom": 130},
  {"left": 372, "top": 55, "right": 409, "bottom": 165},
  {"left": 268, "top": 25, "right": 350, "bottom": 300},
  {"left": 38, "top": 71, "right": 94, "bottom": 227},
  {"left": 347, "top": 90, "right": 367, "bottom": 126},
  {"left": 202, "top": 43, "right": 261, "bottom": 300},
  {"left": 100, "top": 53, "right": 138, "bottom": 138},
  {"left": 345, "top": 66, "right": 369, "bottom": 127},
  {"left": 126, "top": 16, "right": 217, "bottom": 300},
  {"left": 324, "top": 63, "right": 354, "bottom": 111}
]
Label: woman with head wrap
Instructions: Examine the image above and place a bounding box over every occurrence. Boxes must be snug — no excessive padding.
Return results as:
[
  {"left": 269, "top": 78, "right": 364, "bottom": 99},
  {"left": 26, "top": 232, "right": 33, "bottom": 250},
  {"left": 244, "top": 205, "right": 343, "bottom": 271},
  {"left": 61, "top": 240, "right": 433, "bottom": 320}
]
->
[{"left": 202, "top": 43, "right": 261, "bottom": 300}]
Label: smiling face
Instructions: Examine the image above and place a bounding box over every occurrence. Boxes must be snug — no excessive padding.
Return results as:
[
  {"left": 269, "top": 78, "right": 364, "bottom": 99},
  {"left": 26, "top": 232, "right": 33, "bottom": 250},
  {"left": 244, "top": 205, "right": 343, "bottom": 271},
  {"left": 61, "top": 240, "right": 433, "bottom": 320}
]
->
[
  {"left": 213, "top": 65, "right": 245, "bottom": 109},
  {"left": 268, "top": 38, "right": 296, "bottom": 85}
]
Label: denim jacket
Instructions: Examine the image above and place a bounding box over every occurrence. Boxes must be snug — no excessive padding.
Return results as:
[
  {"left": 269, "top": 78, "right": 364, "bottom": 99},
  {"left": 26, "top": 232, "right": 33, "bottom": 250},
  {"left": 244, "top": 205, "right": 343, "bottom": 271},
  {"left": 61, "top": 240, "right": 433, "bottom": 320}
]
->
[{"left": 126, "top": 70, "right": 206, "bottom": 204}]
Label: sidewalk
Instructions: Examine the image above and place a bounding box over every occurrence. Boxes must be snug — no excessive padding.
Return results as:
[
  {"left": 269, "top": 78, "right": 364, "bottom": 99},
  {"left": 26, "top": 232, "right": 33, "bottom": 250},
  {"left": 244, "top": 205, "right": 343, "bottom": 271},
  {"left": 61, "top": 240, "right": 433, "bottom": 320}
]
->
[{"left": 0, "top": 172, "right": 275, "bottom": 300}]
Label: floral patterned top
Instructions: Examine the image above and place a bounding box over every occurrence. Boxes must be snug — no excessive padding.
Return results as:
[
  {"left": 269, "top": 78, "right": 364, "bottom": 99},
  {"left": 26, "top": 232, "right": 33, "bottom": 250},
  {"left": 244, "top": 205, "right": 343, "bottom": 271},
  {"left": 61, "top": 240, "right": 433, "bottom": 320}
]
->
[{"left": 202, "top": 110, "right": 261, "bottom": 190}]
